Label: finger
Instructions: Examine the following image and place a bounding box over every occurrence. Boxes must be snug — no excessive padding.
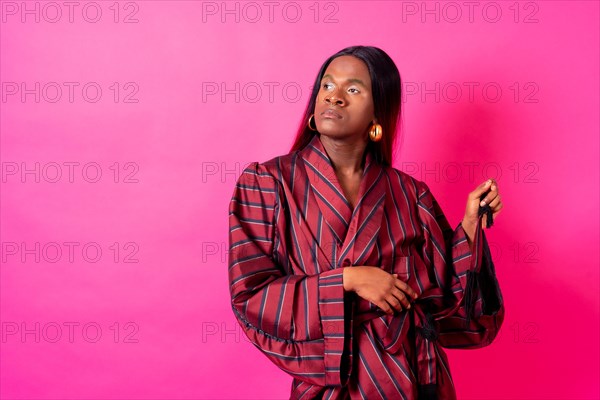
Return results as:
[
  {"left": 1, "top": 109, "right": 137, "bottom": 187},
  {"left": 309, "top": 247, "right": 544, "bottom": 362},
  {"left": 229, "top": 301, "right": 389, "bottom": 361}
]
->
[
  {"left": 492, "top": 204, "right": 503, "bottom": 218},
  {"left": 391, "top": 288, "right": 411, "bottom": 309},
  {"left": 386, "top": 293, "right": 404, "bottom": 312},
  {"left": 394, "top": 279, "right": 418, "bottom": 300},
  {"left": 487, "top": 194, "right": 501, "bottom": 208},
  {"left": 479, "top": 184, "right": 499, "bottom": 207},
  {"left": 490, "top": 201, "right": 503, "bottom": 215},
  {"left": 471, "top": 179, "right": 493, "bottom": 200},
  {"left": 376, "top": 301, "right": 394, "bottom": 315}
]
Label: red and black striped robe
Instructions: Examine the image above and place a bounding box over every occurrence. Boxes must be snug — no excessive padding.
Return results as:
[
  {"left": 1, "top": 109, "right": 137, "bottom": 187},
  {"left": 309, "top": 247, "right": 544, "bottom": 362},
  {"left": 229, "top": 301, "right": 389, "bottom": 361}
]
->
[{"left": 228, "top": 134, "right": 505, "bottom": 399}]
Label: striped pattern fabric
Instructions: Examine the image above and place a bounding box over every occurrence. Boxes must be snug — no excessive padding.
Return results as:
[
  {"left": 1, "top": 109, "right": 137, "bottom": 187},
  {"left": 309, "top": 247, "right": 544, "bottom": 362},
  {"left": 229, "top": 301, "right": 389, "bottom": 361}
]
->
[{"left": 228, "top": 135, "right": 504, "bottom": 399}]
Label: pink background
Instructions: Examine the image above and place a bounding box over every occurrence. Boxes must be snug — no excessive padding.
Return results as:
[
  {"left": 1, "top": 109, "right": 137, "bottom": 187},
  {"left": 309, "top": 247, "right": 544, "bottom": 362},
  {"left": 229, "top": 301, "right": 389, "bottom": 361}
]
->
[{"left": 1, "top": 1, "right": 598, "bottom": 399}]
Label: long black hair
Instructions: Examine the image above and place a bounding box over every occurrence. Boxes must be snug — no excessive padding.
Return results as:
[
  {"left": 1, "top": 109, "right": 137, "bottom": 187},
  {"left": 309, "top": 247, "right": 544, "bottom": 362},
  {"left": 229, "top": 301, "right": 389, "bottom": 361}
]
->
[{"left": 290, "top": 45, "right": 402, "bottom": 167}]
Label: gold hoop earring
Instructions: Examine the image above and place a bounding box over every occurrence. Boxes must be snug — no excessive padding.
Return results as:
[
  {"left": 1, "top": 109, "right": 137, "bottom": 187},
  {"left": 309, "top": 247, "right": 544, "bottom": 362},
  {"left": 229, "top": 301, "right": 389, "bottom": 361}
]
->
[
  {"left": 369, "top": 122, "right": 383, "bottom": 142},
  {"left": 308, "top": 114, "right": 318, "bottom": 131}
]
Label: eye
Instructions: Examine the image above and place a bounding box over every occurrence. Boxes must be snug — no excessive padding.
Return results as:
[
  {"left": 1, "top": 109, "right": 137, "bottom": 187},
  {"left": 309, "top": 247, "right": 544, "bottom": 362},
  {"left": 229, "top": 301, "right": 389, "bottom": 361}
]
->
[
  {"left": 322, "top": 82, "right": 333, "bottom": 90},
  {"left": 348, "top": 87, "right": 360, "bottom": 94}
]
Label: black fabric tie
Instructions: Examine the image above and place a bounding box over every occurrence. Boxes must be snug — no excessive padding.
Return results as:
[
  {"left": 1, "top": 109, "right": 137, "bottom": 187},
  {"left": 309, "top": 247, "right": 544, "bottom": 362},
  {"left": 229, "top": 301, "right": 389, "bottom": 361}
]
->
[
  {"left": 478, "top": 190, "right": 494, "bottom": 228},
  {"left": 464, "top": 189, "right": 501, "bottom": 327}
]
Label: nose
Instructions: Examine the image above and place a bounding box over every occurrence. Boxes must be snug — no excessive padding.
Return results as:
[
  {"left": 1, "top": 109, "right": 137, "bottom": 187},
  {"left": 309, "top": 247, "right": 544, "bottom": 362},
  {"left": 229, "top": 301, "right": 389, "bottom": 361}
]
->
[{"left": 325, "top": 93, "right": 345, "bottom": 106}]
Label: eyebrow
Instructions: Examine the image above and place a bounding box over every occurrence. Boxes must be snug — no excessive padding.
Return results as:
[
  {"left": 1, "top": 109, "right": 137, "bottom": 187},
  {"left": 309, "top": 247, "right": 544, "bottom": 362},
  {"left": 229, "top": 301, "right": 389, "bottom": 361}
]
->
[{"left": 321, "top": 74, "right": 367, "bottom": 88}]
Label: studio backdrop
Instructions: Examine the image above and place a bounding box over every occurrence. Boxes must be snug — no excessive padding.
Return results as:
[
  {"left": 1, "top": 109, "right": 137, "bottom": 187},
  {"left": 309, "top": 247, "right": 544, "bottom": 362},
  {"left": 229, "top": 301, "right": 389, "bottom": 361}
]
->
[{"left": 1, "top": 1, "right": 598, "bottom": 399}]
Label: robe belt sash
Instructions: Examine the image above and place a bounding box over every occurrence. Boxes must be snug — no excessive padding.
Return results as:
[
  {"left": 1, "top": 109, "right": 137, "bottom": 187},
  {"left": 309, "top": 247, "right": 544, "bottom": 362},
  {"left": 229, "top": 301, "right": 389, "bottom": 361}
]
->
[
  {"left": 349, "top": 252, "right": 448, "bottom": 389},
  {"left": 348, "top": 214, "right": 487, "bottom": 395}
]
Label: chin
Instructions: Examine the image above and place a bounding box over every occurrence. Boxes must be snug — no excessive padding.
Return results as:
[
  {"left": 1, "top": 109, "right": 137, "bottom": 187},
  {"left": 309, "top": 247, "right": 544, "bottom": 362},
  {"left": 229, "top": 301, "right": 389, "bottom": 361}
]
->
[
  {"left": 316, "top": 127, "right": 345, "bottom": 138},
  {"left": 316, "top": 118, "right": 369, "bottom": 141},
  {"left": 317, "top": 129, "right": 362, "bottom": 142},
  {"left": 316, "top": 119, "right": 345, "bottom": 135}
]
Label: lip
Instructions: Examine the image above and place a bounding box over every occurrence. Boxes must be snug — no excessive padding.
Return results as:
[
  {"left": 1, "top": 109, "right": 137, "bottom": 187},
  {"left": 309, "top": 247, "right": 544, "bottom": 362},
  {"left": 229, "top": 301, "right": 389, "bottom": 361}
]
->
[{"left": 321, "top": 109, "right": 342, "bottom": 119}]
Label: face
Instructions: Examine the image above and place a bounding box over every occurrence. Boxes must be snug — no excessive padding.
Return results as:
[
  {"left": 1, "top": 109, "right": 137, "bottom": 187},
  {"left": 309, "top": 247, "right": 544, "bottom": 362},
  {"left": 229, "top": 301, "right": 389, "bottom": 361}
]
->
[{"left": 313, "top": 55, "right": 375, "bottom": 141}]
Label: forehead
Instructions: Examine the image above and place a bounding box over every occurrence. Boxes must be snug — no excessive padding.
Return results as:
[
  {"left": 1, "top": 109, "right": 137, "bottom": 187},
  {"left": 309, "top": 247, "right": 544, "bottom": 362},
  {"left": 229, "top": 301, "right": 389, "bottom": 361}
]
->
[{"left": 323, "top": 55, "right": 371, "bottom": 83}]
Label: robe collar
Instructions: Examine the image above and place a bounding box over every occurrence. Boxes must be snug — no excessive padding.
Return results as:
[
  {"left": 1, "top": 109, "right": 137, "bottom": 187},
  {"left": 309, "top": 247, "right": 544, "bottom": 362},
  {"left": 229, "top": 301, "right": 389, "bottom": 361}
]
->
[{"left": 298, "top": 134, "right": 386, "bottom": 267}]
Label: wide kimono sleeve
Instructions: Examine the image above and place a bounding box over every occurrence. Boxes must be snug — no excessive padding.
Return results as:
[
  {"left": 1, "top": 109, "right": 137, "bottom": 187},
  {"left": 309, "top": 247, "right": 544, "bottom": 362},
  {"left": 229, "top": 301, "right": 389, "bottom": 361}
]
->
[
  {"left": 227, "top": 162, "right": 353, "bottom": 387},
  {"left": 415, "top": 180, "right": 505, "bottom": 349}
]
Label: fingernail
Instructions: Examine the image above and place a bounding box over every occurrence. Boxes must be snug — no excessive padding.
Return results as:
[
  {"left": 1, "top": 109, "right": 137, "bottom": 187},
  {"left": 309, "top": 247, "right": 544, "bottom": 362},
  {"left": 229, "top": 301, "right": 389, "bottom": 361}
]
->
[{"left": 480, "top": 200, "right": 486, "bottom": 207}]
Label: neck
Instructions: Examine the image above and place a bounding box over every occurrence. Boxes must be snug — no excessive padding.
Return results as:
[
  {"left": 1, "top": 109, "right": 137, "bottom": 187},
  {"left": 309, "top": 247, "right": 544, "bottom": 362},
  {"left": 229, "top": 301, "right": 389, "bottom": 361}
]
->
[{"left": 320, "top": 135, "right": 368, "bottom": 176}]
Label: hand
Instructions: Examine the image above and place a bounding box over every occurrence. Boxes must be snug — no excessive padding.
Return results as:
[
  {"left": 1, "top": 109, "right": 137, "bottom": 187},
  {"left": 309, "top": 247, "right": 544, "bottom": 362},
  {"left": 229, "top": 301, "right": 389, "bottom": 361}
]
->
[
  {"left": 342, "top": 266, "right": 418, "bottom": 315},
  {"left": 461, "top": 179, "right": 503, "bottom": 243}
]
